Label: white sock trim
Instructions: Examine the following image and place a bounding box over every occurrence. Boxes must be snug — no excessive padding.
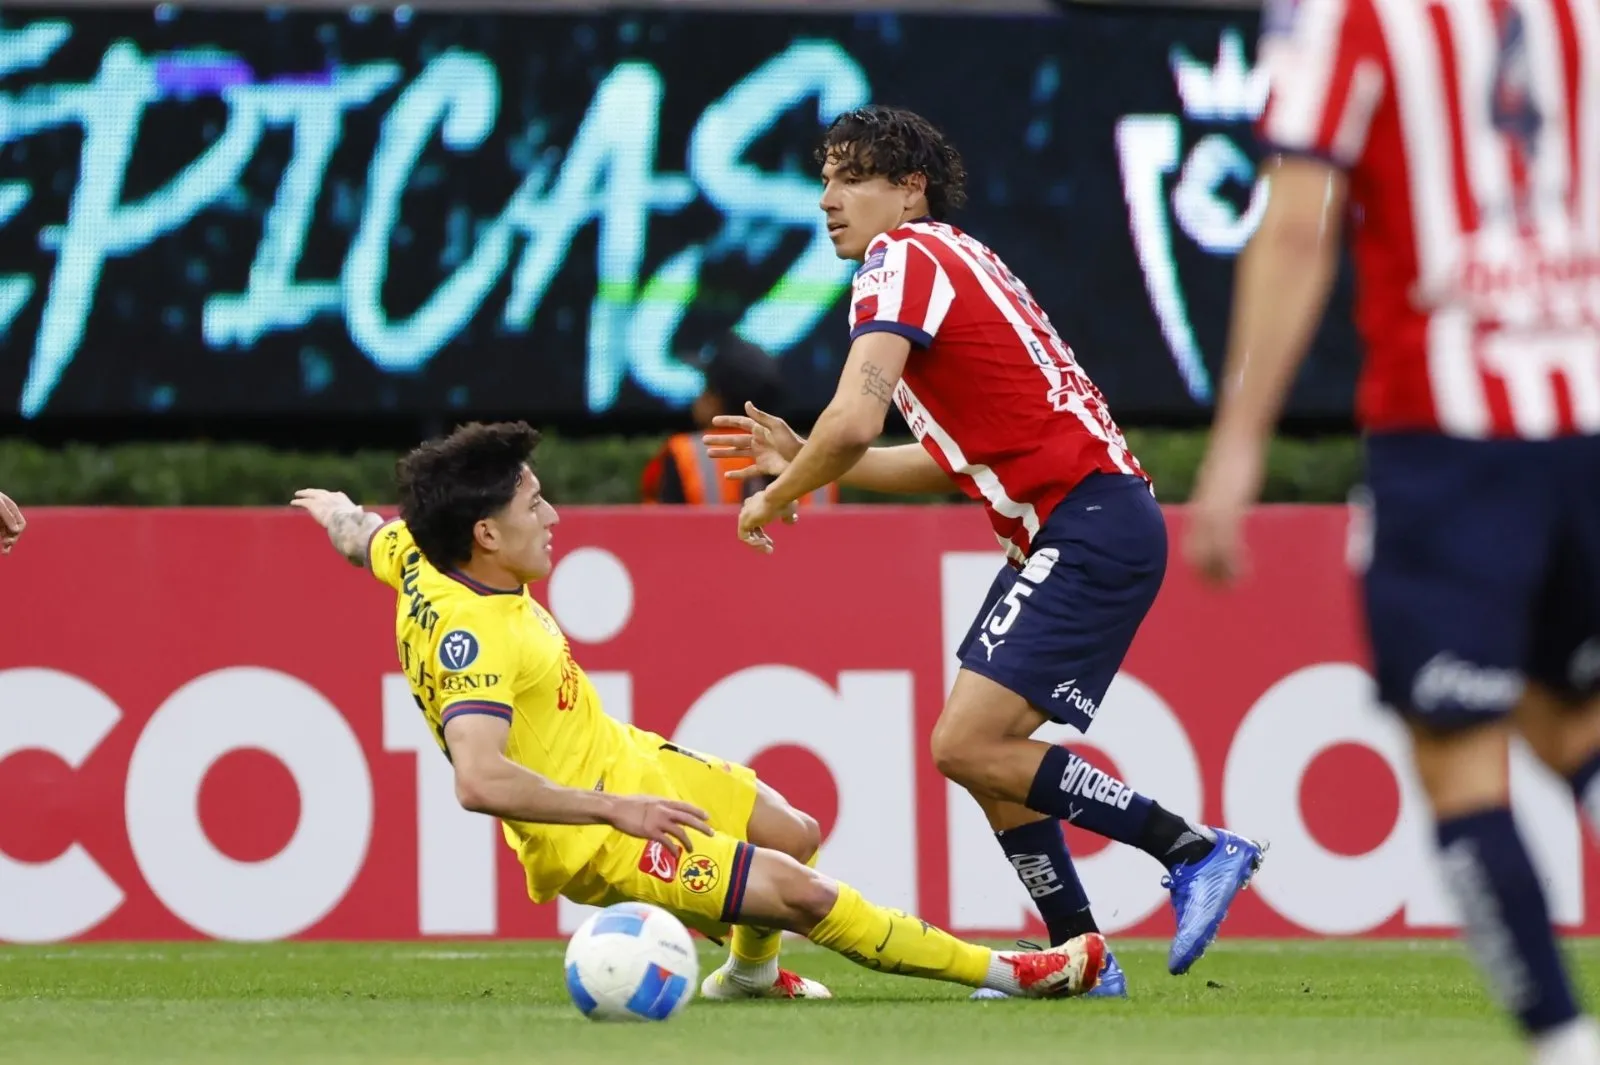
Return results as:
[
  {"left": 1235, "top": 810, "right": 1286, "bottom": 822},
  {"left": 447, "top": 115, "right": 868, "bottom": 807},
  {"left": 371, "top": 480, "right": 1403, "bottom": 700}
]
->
[
  {"left": 981, "top": 953, "right": 1023, "bottom": 996},
  {"left": 726, "top": 955, "right": 779, "bottom": 988}
]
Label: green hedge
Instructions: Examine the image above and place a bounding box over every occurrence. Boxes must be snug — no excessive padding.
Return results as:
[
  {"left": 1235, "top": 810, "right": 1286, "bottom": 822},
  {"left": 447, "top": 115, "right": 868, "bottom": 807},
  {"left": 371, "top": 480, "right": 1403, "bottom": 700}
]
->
[{"left": 0, "top": 430, "right": 1363, "bottom": 506}]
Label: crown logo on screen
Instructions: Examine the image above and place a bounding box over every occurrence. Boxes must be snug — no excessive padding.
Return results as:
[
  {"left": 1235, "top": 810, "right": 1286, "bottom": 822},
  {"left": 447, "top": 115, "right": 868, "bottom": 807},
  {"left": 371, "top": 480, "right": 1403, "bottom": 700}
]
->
[{"left": 1171, "top": 30, "right": 1270, "bottom": 122}]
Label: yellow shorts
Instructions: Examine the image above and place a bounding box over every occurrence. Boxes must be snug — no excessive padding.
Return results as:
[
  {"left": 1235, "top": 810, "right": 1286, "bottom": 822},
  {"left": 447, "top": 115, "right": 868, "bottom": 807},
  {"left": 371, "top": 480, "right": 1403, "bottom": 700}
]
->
[{"left": 563, "top": 743, "right": 762, "bottom": 938}]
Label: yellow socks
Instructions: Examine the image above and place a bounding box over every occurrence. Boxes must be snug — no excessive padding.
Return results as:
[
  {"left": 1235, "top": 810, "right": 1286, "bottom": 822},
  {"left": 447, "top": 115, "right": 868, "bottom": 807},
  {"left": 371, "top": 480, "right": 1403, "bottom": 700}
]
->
[
  {"left": 806, "top": 882, "right": 991, "bottom": 987},
  {"left": 723, "top": 848, "right": 817, "bottom": 987},
  {"left": 727, "top": 922, "right": 783, "bottom": 986}
]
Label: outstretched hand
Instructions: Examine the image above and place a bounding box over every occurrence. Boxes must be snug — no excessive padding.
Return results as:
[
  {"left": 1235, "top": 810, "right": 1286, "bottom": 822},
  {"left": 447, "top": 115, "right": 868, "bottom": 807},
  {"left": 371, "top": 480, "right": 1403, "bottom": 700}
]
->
[
  {"left": 290, "top": 488, "right": 382, "bottom": 567},
  {"left": 290, "top": 488, "right": 358, "bottom": 529},
  {"left": 703, "top": 402, "right": 804, "bottom": 482}
]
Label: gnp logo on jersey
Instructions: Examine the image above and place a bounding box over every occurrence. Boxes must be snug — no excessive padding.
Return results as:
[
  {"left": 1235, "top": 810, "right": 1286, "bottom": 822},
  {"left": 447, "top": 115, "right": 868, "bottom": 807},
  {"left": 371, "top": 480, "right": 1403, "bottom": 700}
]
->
[
  {"left": 438, "top": 630, "right": 480, "bottom": 671},
  {"left": 857, "top": 247, "right": 887, "bottom": 275},
  {"left": 680, "top": 855, "right": 720, "bottom": 894},
  {"left": 438, "top": 672, "right": 501, "bottom": 693},
  {"left": 854, "top": 269, "right": 900, "bottom": 297}
]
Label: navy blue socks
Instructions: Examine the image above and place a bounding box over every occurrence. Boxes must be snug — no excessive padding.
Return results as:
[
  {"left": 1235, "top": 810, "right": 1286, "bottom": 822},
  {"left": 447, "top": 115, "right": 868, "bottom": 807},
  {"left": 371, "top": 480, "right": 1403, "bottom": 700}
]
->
[
  {"left": 1436, "top": 808, "right": 1581, "bottom": 1036},
  {"left": 994, "top": 817, "right": 1096, "bottom": 945},
  {"left": 1026, "top": 745, "right": 1213, "bottom": 870}
]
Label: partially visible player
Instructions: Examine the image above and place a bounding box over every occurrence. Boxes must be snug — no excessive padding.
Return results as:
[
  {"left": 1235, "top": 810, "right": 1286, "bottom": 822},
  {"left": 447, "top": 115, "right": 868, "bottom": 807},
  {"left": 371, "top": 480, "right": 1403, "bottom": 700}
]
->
[
  {"left": 718, "top": 105, "right": 1264, "bottom": 996},
  {"left": 0, "top": 491, "right": 24, "bottom": 555},
  {"left": 1186, "top": 1, "right": 1600, "bottom": 1062},
  {"left": 291, "top": 421, "right": 1105, "bottom": 1002}
]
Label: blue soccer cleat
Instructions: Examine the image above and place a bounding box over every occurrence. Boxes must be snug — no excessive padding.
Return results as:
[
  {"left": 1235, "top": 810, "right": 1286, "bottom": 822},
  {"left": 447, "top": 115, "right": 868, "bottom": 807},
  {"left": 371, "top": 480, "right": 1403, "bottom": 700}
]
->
[
  {"left": 970, "top": 943, "right": 1127, "bottom": 1000},
  {"left": 1085, "top": 951, "right": 1127, "bottom": 998},
  {"left": 1163, "top": 829, "right": 1267, "bottom": 976}
]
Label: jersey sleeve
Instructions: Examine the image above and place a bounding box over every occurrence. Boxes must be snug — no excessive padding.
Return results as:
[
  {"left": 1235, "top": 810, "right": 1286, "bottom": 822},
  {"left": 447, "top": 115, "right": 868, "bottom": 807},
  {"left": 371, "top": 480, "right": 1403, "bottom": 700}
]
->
[
  {"left": 1256, "top": 0, "right": 1388, "bottom": 169},
  {"left": 367, "top": 518, "right": 411, "bottom": 590},
  {"left": 847, "top": 236, "right": 956, "bottom": 349},
  {"left": 435, "top": 610, "right": 543, "bottom": 728}
]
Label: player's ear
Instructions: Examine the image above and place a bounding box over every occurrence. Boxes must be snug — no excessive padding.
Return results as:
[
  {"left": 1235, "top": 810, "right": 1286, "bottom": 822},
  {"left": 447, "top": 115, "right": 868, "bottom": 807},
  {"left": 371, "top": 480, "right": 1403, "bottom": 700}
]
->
[
  {"left": 902, "top": 171, "right": 928, "bottom": 206},
  {"left": 472, "top": 517, "right": 498, "bottom": 554}
]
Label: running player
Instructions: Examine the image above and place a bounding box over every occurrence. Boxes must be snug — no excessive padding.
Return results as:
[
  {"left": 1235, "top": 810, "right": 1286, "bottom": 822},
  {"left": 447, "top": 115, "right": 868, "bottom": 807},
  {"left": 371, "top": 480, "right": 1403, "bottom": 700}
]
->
[
  {"left": 1186, "top": 1, "right": 1600, "bottom": 1061},
  {"left": 716, "top": 105, "right": 1264, "bottom": 996},
  {"left": 291, "top": 421, "right": 1104, "bottom": 1003}
]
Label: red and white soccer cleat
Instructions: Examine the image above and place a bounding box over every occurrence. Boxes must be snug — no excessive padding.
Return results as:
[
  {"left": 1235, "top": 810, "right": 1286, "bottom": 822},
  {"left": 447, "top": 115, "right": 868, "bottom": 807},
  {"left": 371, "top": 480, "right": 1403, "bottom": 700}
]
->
[
  {"left": 699, "top": 964, "right": 833, "bottom": 1001},
  {"left": 998, "top": 932, "right": 1107, "bottom": 998}
]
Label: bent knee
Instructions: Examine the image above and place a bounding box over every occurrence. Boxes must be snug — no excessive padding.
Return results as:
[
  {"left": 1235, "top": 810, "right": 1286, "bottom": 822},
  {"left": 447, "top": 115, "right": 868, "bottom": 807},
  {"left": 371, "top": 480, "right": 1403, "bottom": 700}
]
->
[
  {"left": 769, "top": 808, "right": 821, "bottom": 864},
  {"left": 929, "top": 721, "right": 983, "bottom": 784},
  {"left": 751, "top": 794, "right": 823, "bottom": 864},
  {"left": 792, "top": 811, "right": 821, "bottom": 864}
]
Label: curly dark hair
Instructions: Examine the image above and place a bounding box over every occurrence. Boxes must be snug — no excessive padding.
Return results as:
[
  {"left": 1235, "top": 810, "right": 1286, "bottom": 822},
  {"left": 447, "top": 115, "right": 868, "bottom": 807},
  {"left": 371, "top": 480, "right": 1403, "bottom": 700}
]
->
[
  {"left": 396, "top": 421, "right": 542, "bottom": 572},
  {"left": 816, "top": 105, "right": 968, "bottom": 220}
]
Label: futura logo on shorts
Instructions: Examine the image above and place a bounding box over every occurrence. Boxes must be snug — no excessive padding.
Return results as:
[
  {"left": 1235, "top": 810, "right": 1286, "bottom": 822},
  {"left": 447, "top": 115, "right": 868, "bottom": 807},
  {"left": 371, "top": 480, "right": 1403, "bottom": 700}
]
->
[
  {"left": 1052, "top": 679, "right": 1098, "bottom": 719},
  {"left": 1411, "top": 652, "right": 1523, "bottom": 713}
]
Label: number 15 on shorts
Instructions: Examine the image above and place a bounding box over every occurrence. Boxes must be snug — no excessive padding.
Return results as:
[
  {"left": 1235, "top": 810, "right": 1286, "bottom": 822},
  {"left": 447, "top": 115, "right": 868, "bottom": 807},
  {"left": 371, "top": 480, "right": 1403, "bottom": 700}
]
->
[{"left": 988, "top": 584, "right": 1033, "bottom": 637}]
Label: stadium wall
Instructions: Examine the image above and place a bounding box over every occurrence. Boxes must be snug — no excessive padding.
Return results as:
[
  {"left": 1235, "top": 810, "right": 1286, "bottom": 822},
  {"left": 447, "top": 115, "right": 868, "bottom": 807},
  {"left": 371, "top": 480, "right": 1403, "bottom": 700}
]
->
[{"left": 2, "top": 505, "right": 1596, "bottom": 944}]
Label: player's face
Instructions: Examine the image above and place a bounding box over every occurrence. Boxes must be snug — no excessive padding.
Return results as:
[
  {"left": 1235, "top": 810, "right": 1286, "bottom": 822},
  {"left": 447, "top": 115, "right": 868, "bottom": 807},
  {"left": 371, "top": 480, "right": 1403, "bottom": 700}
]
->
[
  {"left": 488, "top": 465, "right": 559, "bottom": 583},
  {"left": 819, "top": 152, "right": 922, "bottom": 261}
]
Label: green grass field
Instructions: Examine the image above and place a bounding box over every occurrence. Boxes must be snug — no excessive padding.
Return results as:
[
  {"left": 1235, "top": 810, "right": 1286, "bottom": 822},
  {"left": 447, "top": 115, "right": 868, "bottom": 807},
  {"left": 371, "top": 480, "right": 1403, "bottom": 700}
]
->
[{"left": 3, "top": 939, "right": 1595, "bottom": 1064}]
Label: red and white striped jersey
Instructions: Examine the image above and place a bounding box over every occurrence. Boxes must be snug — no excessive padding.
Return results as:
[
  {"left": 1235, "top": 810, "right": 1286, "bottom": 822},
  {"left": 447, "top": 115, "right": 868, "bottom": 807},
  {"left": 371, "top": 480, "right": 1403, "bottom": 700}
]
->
[
  {"left": 846, "top": 219, "right": 1145, "bottom": 560},
  {"left": 1258, "top": 0, "right": 1600, "bottom": 439}
]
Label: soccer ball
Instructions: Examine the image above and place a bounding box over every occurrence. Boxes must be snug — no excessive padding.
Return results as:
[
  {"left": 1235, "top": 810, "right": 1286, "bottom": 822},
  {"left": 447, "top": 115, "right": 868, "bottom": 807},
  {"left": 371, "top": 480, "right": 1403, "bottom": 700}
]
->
[{"left": 563, "top": 902, "right": 699, "bottom": 1022}]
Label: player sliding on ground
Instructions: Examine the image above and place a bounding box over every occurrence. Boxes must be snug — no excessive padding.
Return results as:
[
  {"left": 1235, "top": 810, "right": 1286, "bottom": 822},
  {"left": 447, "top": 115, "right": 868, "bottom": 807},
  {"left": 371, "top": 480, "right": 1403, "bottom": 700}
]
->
[
  {"left": 710, "top": 105, "right": 1263, "bottom": 997},
  {"left": 291, "top": 421, "right": 1105, "bottom": 1003}
]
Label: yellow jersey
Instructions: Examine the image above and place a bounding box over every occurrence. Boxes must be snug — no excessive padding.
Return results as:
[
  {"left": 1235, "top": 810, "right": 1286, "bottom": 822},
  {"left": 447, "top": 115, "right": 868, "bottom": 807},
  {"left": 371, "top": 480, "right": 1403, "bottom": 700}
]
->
[{"left": 368, "top": 519, "right": 661, "bottom": 901}]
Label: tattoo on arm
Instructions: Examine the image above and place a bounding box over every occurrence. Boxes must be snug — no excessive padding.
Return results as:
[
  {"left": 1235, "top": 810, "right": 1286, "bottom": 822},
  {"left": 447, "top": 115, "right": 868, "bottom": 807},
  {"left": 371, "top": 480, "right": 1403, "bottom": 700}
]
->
[
  {"left": 329, "top": 508, "right": 384, "bottom": 567},
  {"left": 859, "top": 361, "right": 896, "bottom": 407}
]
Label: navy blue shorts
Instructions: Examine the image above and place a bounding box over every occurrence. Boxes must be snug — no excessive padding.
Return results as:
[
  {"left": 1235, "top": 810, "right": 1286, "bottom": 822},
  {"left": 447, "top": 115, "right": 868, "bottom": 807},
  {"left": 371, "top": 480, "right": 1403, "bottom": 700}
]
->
[
  {"left": 1363, "top": 433, "right": 1600, "bottom": 730},
  {"left": 956, "top": 473, "right": 1167, "bottom": 732}
]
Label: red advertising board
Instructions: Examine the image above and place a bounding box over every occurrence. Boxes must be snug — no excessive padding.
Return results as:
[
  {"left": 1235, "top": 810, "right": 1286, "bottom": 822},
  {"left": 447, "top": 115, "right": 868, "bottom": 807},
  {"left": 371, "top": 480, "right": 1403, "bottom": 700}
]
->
[{"left": 1, "top": 505, "right": 1595, "bottom": 943}]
